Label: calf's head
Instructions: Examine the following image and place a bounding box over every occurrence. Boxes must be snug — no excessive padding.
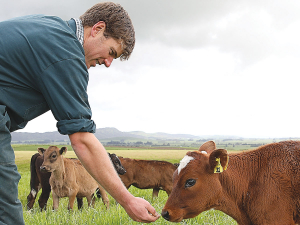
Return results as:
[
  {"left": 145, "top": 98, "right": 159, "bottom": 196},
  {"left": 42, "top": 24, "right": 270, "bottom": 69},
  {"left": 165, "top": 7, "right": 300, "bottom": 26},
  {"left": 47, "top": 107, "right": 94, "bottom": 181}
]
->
[
  {"left": 161, "top": 141, "right": 229, "bottom": 222},
  {"left": 38, "top": 146, "right": 67, "bottom": 172},
  {"left": 109, "top": 153, "right": 126, "bottom": 175}
]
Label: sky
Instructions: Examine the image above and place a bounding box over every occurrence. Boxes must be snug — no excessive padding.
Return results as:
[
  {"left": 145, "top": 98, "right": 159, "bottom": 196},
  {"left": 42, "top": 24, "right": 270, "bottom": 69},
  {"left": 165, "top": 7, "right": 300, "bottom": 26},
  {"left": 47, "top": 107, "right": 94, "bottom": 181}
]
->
[{"left": 1, "top": 0, "right": 300, "bottom": 138}]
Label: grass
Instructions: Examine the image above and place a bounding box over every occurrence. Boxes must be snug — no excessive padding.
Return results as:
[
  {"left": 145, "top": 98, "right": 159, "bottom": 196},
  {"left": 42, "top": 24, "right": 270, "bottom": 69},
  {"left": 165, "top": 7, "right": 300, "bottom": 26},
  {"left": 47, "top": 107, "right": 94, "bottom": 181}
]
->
[{"left": 15, "top": 148, "right": 237, "bottom": 225}]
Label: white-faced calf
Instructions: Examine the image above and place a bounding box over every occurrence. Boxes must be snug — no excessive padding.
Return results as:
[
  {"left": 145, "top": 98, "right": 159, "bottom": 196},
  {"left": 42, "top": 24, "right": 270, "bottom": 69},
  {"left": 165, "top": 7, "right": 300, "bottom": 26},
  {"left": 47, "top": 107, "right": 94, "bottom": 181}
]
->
[
  {"left": 162, "top": 140, "right": 300, "bottom": 224},
  {"left": 39, "top": 146, "right": 109, "bottom": 210}
]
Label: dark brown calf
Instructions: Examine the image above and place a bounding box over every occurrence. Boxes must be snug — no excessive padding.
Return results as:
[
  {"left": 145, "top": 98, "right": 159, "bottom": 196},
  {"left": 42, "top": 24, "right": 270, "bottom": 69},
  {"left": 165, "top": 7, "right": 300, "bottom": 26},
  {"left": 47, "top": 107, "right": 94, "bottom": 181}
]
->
[
  {"left": 27, "top": 150, "right": 126, "bottom": 210},
  {"left": 27, "top": 153, "right": 51, "bottom": 210},
  {"left": 162, "top": 140, "right": 300, "bottom": 224},
  {"left": 119, "top": 157, "right": 177, "bottom": 198}
]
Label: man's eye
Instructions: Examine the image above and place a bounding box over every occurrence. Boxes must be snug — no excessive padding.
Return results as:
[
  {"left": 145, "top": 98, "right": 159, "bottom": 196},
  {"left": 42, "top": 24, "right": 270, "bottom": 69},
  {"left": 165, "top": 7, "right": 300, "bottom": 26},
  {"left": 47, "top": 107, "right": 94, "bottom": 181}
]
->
[
  {"left": 110, "top": 52, "right": 116, "bottom": 58},
  {"left": 110, "top": 50, "right": 117, "bottom": 58},
  {"left": 185, "top": 179, "right": 196, "bottom": 188}
]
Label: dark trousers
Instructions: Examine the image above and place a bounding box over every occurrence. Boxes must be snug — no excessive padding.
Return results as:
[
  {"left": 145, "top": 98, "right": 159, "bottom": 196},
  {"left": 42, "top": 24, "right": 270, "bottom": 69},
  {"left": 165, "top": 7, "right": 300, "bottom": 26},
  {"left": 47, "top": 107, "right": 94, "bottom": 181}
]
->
[{"left": 0, "top": 105, "right": 24, "bottom": 225}]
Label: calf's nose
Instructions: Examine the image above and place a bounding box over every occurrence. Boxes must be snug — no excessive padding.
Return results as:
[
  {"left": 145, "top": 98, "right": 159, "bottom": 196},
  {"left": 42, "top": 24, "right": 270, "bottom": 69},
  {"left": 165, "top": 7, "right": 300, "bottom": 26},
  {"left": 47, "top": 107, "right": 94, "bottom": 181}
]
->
[
  {"left": 40, "top": 166, "right": 46, "bottom": 172},
  {"left": 161, "top": 210, "right": 170, "bottom": 221},
  {"left": 120, "top": 167, "right": 126, "bottom": 175}
]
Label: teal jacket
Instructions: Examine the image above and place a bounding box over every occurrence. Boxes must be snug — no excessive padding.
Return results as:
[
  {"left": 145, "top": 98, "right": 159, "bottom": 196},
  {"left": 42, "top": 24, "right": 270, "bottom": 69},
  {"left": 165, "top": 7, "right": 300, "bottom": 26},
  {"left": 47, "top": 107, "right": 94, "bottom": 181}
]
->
[{"left": 0, "top": 15, "right": 96, "bottom": 134}]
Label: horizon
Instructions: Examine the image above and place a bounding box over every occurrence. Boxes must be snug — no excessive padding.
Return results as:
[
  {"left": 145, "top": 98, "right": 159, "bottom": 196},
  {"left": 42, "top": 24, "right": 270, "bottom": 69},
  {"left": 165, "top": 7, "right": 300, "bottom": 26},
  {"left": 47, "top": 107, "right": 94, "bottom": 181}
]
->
[{"left": 14, "top": 126, "right": 300, "bottom": 140}]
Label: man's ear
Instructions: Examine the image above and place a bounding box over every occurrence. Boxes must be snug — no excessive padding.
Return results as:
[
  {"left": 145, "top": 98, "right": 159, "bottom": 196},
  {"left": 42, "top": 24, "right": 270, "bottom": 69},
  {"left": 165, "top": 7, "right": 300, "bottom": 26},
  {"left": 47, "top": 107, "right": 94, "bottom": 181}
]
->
[
  {"left": 59, "top": 147, "right": 67, "bottom": 155},
  {"left": 209, "top": 149, "right": 229, "bottom": 173},
  {"left": 38, "top": 148, "right": 46, "bottom": 155},
  {"left": 91, "top": 21, "right": 106, "bottom": 37}
]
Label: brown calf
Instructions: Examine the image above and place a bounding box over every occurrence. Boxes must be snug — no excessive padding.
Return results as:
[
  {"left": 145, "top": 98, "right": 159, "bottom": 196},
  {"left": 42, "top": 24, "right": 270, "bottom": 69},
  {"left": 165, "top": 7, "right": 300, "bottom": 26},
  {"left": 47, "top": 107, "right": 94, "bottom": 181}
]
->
[
  {"left": 38, "top": 146, "right": 109, "bottom": 210},
  {"left": 27, "top": 152, "right": 125, "bottom": 210},
  {"left": 162, "top": 140, "right": 300, "bottom": 224},
  {"left": 119, "top": 157, "right": 177, "bottom": 198}
]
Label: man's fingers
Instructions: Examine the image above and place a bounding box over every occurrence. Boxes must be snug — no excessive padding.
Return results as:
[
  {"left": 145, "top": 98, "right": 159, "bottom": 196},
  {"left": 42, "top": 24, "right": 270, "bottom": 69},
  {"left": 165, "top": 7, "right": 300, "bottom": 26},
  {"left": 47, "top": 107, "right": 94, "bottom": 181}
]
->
[
  {"left": 125, "top": 196, "right": 160, "bottom": 223},
  {"left": 146, "top": 206, "right": 160, "bottom": 218},
  {"left": 144, "top": 205, "right": 160, "bottom": 222}
]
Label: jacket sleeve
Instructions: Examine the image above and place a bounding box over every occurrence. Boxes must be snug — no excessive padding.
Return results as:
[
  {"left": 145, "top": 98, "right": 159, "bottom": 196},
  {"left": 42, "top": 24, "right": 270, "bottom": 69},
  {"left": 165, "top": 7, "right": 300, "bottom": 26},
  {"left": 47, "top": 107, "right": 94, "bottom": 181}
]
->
[{"left": 38, "top": 58, "right": 96, "bottom": 135}]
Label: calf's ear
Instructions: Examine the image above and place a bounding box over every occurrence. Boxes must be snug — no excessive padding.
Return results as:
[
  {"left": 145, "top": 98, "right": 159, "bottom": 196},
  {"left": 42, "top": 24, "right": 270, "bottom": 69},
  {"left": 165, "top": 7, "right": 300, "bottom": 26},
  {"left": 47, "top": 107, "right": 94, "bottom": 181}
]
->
[
  {"left": 198, "top": 141, "right": 216, "bottom": 154},
  {"left": 38, "top": 148, "right": 46, "bottom": 155},
  {"left": 209, "top": 149, "right": 229, "bottom": 173},
  {"left": 59, "top": 147, "right": 67, "bottom": 155}
]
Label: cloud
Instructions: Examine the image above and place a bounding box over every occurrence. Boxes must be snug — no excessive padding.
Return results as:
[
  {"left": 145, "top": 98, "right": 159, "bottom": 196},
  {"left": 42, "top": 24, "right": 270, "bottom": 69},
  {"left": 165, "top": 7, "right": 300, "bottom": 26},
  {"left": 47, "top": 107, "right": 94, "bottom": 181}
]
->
[
  {"left": 121, "top": 0, "right": 300, "bottom": 67},
  {"left": 3, "top": 0, "right": 300, "bottom": 138}
]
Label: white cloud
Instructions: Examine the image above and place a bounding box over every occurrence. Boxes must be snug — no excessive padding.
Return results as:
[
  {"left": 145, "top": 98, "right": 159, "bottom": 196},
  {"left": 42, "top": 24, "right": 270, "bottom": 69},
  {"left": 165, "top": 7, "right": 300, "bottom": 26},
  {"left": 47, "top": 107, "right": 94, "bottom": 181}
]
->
[{"left": 8, "top": 0, "right": 300, "bottom": 138}]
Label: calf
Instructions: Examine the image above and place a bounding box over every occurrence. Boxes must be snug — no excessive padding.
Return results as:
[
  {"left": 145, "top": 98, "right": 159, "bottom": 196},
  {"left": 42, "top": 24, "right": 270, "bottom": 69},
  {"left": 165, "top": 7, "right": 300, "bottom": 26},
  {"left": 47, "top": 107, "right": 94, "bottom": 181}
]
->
[
  {"left": 26, "top": 153, "right": 52, "bottom": 210},
  {"left": 38, "top": 146, "right": 111, "bottom": 210},
  {"left": 162, "top": 140, "right": 300, "bottom": 224},
  {"left": 27, "top": 151, "right": 126, "bottom": 210},
  {"left": 119, "top": 157, "right": 177, "bottom": 198}
]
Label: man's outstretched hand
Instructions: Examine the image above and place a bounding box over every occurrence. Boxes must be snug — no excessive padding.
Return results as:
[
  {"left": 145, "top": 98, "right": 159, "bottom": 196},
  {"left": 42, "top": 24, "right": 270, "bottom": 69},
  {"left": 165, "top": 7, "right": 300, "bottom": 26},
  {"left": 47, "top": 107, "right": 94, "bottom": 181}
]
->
[{"left": 123, "top": 196, "right": 160, "bottom": 223}]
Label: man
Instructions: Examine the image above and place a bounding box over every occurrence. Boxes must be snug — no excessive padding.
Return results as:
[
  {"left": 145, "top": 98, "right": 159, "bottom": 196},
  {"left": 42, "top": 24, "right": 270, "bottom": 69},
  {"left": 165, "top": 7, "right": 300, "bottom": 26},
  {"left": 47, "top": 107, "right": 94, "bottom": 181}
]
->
[{"left": 0, "top": 2, "right": 159, "bottom": 224}]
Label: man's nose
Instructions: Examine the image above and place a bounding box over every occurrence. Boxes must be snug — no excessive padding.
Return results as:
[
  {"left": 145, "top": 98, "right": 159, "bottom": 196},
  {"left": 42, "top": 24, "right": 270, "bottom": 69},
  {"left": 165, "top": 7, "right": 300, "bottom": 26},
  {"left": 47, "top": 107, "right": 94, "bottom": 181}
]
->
[{"left": 104, "top": 57, "right": 114, "bottom": 67}]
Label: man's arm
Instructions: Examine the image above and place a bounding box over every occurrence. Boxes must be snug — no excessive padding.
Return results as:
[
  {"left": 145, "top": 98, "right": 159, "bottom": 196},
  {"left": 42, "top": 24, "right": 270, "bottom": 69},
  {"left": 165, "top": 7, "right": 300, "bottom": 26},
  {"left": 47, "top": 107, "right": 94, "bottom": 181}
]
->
[{"left": 68, "top": 132, "right": 160, "bottom": 222}]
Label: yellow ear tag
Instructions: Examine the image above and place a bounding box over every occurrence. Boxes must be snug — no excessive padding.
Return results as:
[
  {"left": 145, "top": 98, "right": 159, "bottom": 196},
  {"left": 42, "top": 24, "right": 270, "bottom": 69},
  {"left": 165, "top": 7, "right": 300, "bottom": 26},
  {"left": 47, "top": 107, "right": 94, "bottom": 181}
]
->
[
  {"left": 224, "top": 155, "right": 229, "bottom": 171},
  {"left": 214, "top": 157, "right": 223, "bottom": 173}
]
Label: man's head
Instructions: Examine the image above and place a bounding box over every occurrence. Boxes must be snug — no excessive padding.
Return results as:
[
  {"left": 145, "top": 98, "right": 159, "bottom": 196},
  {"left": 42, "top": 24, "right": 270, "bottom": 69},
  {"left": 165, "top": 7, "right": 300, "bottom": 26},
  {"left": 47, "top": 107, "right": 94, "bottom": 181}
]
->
[{"left": 80, "top": 2, "right": 135, "bottom": 67}]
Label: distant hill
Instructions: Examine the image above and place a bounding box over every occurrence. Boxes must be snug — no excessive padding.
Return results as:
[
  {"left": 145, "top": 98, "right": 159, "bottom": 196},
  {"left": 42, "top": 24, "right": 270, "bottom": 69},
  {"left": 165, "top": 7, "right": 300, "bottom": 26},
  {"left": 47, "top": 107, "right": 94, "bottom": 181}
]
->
[{"left": 11, "top": 127, "right": 205, "bottom": 143}]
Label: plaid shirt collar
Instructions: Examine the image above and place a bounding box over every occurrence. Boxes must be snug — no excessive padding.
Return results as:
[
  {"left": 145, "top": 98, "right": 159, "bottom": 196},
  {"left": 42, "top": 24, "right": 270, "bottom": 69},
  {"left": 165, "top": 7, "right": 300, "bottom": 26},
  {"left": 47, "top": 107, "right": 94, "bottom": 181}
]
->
[{"left": 72, "top": 18, "right": 84, "bottom": 46}]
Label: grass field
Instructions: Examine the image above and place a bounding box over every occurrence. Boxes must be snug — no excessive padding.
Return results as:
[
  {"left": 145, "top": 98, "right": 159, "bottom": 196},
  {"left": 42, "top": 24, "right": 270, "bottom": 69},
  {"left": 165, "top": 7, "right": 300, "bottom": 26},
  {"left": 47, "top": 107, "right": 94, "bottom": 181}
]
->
[{"left": 15, "top": 146, "right": 237, "bottom": 225}]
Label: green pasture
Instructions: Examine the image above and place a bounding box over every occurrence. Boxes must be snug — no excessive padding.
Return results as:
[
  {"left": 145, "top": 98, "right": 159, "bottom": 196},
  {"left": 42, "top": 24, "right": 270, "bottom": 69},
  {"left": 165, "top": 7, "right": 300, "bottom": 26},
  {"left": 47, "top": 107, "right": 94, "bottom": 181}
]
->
[{"left": 15, "top": 146, "right": 237, "bottom": 225}]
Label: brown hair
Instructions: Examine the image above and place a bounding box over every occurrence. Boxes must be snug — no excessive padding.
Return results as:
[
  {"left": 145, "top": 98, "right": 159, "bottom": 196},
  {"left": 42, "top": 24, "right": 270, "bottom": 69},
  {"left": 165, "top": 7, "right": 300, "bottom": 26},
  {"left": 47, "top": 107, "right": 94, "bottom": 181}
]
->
[{"left": 80, "top": 2, "right": 135, "bottom": 60}]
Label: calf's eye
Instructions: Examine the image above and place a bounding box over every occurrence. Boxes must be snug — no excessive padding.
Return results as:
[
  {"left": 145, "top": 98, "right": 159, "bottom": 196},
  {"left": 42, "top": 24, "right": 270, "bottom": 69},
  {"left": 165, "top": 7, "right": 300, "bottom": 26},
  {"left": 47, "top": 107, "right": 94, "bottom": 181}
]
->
[{"left": 185, "top": 179, "right": 196, "bottom": 188}]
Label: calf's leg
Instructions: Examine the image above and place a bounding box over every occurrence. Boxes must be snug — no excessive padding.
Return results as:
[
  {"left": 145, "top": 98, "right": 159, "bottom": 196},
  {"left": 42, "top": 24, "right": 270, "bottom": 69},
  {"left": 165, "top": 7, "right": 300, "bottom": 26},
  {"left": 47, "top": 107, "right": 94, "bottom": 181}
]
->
[
  {"left": 152, "top": 188, "right": 160, "bottom": 198},
  {"left": 68, "top": 194, "right": 76, "bottom": 210},
  {"left": 86, "top": 194, "right": 96, "bottom": 208},
  {"left": 97, "top": 186, "right": 109, "bottom": 209},
  {"left": 38, "top": 173, "right": 51, "bottom": 210},
  {"left": 27, "top": 154, "right": 41, "bottom": 210},
  {"left": 27, "top": 189, "right": 38, "bottom": 210},
  {"left": 38, "top": 188, "right": 51, "bottom": 211},
  {"left": 77, "top": 197, "right": 83, "bottom": 209},
  {"left": 52, "top": 192, "right": 60, "bottom": 210}
]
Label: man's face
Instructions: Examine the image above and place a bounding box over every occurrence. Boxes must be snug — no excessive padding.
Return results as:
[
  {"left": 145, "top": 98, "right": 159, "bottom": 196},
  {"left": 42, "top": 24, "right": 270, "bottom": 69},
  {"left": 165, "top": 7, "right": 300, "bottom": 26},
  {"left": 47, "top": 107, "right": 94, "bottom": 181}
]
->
[{"left": 83, "top": 22, "right": 123, "bottom": 69}]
